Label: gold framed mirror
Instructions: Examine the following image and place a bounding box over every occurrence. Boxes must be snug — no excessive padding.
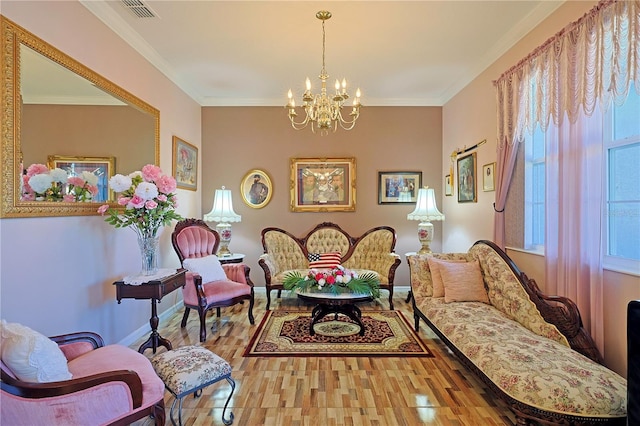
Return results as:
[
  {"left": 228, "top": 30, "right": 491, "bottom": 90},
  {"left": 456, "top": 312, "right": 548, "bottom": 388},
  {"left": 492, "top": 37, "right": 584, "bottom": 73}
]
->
[{"left": 1, "top": 16, "right": 159, "bottom": 218}]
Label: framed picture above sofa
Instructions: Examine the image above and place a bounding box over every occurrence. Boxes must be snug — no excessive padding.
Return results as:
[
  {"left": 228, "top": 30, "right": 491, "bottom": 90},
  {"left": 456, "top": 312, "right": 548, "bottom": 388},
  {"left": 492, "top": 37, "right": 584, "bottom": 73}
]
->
[{"left": 290, "top": 157, "right": 356, "bottom": 212}]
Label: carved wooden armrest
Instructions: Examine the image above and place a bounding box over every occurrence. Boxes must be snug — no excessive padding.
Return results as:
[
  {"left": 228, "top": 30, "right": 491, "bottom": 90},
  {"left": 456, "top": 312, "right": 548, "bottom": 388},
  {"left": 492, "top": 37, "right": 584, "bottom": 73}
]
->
[
  {"left": 192, "top": 274, "right": 208, "bottom": 308},
  {"left": 0, "top": 369, "right": 144, "bottom": 408},
  {"left": 258, "top": 257, "right": 274, "bottom": 284},
  {"left": 49, "top": 331, "right": 104, "bottom": 349},
  {"left": 520, "top": 272, "right": 603, "bottom": 364}
]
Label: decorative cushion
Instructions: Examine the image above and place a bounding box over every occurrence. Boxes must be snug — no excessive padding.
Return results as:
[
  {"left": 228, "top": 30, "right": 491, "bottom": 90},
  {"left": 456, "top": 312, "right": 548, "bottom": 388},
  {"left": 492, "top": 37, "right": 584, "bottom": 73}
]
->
[
  {"left": 427, "top": 258, "right": 466, "bottom": 298},
  {"left": 0, "top": 320, "right": 72, "bottom": 383},
  {"left": 308, "top": 252, "right": 341, "bottom": 269},
  {"left": 183, "top": 255, "right": 227, "bottom": 283},
  {"left": 151, "top": 345, "right": 232, "bottom": 398},
  {"left": 439, "top": 260, "right": 489, "bottom": 303}
]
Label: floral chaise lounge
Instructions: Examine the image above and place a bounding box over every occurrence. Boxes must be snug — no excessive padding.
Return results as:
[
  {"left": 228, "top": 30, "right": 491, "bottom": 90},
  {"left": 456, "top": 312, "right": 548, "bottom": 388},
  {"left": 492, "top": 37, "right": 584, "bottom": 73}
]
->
[
  {"left": 259, "top": 222, "right": 401, "bottom": 310},
  {"left": 408, "top": 240, "right": 627, "bottom": 425}
]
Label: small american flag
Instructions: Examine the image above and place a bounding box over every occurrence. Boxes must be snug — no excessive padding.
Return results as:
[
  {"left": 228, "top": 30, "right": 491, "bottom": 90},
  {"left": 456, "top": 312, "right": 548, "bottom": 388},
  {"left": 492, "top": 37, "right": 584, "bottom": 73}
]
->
[{"left": 308, "top": 252, "right": 342, "bottom": 269}]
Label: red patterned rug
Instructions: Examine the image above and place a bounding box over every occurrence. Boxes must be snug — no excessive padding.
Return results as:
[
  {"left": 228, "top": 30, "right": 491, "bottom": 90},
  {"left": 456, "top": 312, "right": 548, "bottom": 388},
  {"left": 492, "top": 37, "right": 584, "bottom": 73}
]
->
[{"left": 243, "top": 310, "right": 433, "bottom": 357}]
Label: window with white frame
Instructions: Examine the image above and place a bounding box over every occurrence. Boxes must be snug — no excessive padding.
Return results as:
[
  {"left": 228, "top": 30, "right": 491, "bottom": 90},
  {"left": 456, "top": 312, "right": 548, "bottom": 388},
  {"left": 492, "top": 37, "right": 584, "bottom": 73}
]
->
[
  {"left": 521, "top": 86, "right": 640, "bottom": 272},
  {"left": 604, "top": 86, "right": 640, "bottom": 269}
]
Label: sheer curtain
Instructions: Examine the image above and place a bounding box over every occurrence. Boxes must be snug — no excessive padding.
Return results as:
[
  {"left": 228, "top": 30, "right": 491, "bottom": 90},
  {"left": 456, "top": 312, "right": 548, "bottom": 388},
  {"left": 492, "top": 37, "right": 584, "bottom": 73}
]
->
[
  {"left": 545, "top": 107, "right": 605, "bottom": 348},
  {"left": 493, "top": 0, "right": 639, "bottom": 352}
]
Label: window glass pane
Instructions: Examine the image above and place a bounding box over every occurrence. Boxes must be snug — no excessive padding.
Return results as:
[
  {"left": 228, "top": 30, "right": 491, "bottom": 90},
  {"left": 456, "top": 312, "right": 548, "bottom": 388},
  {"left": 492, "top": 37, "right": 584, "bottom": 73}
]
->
[
  {"left": 532, "top": 125, "right": 545, "bottom": 159},
  {"left": 608, "top": 202, "right": 640, "bottom": 260},
  {"left": 613, "top": 88, "right": 640, "bottom": 140},
  {"left": 609, "top": 142, "right": 640, "bottom": 201}
]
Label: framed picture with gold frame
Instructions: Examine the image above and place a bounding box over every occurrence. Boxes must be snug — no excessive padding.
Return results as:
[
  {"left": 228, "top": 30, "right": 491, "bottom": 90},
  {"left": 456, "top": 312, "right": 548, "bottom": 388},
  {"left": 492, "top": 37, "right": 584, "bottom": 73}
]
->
[
  {"left": 47, "top": 155, "right": 115, "bottom": 202},
  {"left": 445, "top": 174, "right": 453, "bottom": 196},
  {"left": 240, "top": 169, "right": 272, "bottom": 209},
  {"left": 457, "top": 152, "right": 477, "bottom": 203},
  {"left": 290, "top": 157, "right": 356, "bottom": 212},
  {"left": 377, "top": 171, "right": 421, "bottom": 204},
  {"left": 172, "top": 136, "right": 197, "bottom": 191}
]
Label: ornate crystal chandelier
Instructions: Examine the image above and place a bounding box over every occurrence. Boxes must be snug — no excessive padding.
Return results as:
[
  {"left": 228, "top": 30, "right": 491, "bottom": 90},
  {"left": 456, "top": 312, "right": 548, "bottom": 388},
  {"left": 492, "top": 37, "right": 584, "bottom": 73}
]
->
[{"left": 286, "top": 11, "right": 362, "bottom": 135}]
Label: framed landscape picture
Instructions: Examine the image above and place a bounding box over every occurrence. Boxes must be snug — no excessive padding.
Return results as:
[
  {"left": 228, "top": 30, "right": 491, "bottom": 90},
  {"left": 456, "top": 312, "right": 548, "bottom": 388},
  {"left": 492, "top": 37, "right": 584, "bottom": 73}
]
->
[
  {"left": 457, "top": 152, "right": 477, "bottom": 202},
  {"left": 172, "top": 136, "right": 197, "bottom": 191},
  {"left": 290, "top": 157, "right": 356, "bottom": 212},
  {"left": 377, "top": 171, "right": 422, "bottom": 204}
]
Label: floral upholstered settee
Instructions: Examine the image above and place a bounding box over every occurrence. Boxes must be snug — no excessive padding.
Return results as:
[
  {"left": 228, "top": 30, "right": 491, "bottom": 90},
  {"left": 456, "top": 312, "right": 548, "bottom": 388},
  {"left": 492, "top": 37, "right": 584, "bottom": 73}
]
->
[
  {"left": 408, "top": 240, "right": 627, "bottom": 425},
  {"left": 259, "top": 222, "right": 401, "bottom": 310}
]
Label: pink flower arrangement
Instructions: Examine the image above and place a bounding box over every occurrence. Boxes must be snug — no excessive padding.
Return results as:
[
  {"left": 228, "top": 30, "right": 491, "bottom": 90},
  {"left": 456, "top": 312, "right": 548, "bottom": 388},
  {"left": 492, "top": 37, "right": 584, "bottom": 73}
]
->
[
  {"left": 98, "top": 164, "right": 182, "bottom": 238},
  {"left": 283, "top": 265, "right": 380, "bottom": 297},
  {"left": 21, "top": 163, "right": 99, "bottom": 202}
]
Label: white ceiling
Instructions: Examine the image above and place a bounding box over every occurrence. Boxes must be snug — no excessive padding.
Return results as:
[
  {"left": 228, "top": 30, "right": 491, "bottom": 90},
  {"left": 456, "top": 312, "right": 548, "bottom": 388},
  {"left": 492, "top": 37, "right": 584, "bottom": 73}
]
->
[{"left": 80, "top": 0, "right": 564, "bottom": 107}]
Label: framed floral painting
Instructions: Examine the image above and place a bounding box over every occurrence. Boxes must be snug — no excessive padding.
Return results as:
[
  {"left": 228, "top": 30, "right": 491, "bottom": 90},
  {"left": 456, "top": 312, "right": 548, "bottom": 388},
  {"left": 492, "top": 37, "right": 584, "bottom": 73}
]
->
[{"left": 172, "top": 136, "right": 197, "bottom": 191}]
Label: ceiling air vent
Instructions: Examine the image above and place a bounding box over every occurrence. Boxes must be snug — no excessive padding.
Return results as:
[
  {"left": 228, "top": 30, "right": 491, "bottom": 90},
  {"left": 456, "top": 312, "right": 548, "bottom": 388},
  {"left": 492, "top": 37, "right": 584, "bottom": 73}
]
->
[{"left": 121, "top": 0, "right": 158, "bottom": 19}]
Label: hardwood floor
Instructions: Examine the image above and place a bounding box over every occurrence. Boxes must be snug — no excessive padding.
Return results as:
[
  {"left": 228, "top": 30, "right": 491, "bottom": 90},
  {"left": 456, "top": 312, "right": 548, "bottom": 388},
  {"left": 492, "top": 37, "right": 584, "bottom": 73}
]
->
[{"left": 132, "top": 289, "right": 515, "bottom": 426}]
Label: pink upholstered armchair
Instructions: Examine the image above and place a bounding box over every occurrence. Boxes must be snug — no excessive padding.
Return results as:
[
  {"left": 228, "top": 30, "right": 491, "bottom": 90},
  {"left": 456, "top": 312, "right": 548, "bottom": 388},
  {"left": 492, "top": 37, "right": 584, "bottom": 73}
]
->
[
  {"left": 171, "top": 218, "right": 255, "bottom": 342},
  {"left": 1, "top": 330, "right": 165, "bottom": 426}
]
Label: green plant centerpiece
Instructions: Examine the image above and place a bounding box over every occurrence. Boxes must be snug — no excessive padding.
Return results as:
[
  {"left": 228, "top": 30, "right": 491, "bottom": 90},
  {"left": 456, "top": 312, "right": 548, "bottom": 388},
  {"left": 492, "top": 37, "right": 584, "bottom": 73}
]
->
[{"left": 283, "top": 265, "right": 380, "bottom": 298}]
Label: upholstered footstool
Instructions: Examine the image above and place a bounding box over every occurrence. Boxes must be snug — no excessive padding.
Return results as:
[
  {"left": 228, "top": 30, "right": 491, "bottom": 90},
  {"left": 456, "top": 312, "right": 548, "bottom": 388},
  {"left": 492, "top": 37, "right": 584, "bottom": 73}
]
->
[{"left": 151, "top": 345, "right": 235, "bottom": 425}]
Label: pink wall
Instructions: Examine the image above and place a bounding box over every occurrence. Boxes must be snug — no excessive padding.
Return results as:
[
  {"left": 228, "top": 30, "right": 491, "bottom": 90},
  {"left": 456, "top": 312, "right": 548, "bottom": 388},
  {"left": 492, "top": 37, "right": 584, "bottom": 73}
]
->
[
  {"left": 0, "top": 1, "right": 201, "bottom": 344},
  {"left": 443, "top": 0, "right": 638, "bottom": 375},
  {"left": 201, "top": 106, "right": 443, "bottom": 288}
]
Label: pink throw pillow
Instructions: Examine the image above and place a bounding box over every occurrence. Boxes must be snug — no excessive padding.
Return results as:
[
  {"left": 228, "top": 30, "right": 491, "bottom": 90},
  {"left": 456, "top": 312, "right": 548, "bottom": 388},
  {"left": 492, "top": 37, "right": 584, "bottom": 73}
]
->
[
  {"left": 438, "top": 260, "right": 489, "bottom": 304},
  {"left": 428, "top": 258, "right": 466, "bottom": 298}
]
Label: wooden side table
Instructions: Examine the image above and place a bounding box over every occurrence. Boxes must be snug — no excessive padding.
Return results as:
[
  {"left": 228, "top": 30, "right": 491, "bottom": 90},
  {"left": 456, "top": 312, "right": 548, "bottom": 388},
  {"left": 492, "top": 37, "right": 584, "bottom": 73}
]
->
[{"left": 114, "top": 269, "right": 186, "bottom": 354}]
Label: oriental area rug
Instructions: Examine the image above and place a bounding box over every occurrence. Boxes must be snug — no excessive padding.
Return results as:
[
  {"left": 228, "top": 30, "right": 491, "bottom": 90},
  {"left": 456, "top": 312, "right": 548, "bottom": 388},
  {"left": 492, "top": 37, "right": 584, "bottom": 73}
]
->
[{"left": 244, "top": 310, "right": 434, "bottom": 357}]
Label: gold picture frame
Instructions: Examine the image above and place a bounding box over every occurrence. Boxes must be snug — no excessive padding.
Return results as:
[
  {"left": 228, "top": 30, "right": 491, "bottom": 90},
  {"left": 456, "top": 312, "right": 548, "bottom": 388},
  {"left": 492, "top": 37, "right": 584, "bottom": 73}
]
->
[
  {"left": 457, "top": 152, "right": 477, "bottom": 203},
  {"left": 290, "top": 157, "right": 356, "bottom": 212},
  {"left": 47, "top": 155, "right": 115, "bottom": 202},
  {"left": 482, "top": 162, "right": 496, "bottom": 192},
  {"left": 240, "top": 169, "right": 272, "bottom": 209},
  {"left": 377, "top": 171, "right": 421, "bottom": 204},
  {"left": 445, "top": 174, "right": 453, "bottom": 196},
  {"left": 172, "top": 136, "right": 197, "bottom": 191}
]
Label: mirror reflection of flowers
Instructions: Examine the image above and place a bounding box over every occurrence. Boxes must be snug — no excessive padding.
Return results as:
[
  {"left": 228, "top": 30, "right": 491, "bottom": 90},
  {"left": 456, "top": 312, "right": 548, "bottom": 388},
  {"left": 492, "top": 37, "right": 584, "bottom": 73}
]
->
[
  {"left": 97, "top": 164, "right": 183, "bottom": 238},
  {"left": 21, "top": 163, "right": 99, "bottom": 202},
  {"left": 283, "top": 265, "right": 380, "bottom": 298}
]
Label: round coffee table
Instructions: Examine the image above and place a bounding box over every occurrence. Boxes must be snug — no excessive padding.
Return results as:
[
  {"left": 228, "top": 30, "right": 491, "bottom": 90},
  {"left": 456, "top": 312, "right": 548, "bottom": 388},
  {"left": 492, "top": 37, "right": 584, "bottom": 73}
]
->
[{"left": 297, "top": 292, "right": 373, "bottom": 336}]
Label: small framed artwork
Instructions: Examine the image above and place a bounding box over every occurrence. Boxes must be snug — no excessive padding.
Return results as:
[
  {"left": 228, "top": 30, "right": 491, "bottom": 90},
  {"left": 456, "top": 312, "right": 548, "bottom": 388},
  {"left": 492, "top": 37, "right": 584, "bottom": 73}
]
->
[
  {"left": 457, "top": 152, "right": 477, "bottom": 203},
  {"left": 47, "top": 155, "right": 115, "bottom": 202},
  {"left": 240, "top": 169, "right": 272, "bottom": 209},
  {"left": 172, "top": 136, "right": 198, "bottom": 191},
  {"left": 482, "top": 162, "right": 496, "bottom": 192},
  {"left": 445, "top": 174, "right": 453, "bottom": 196},
  {"left": 377, "top": 171, "right": 422, "bottom": 204},
  {"left": 290, "top": 157, "right": 356, "bottom": 212}
]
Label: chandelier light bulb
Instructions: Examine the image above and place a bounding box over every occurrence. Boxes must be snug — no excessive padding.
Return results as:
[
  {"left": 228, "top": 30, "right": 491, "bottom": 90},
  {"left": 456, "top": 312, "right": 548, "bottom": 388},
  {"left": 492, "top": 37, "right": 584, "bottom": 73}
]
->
[{"left": 285, "top": 10, "right": 362, "bottom": 134}]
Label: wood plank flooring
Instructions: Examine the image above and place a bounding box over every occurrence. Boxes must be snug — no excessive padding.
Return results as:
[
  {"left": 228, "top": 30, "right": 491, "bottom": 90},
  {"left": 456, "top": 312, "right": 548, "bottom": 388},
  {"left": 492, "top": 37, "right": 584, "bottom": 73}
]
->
[{"left": 132, "top": 290, "right": 515, "bottom": 426}]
